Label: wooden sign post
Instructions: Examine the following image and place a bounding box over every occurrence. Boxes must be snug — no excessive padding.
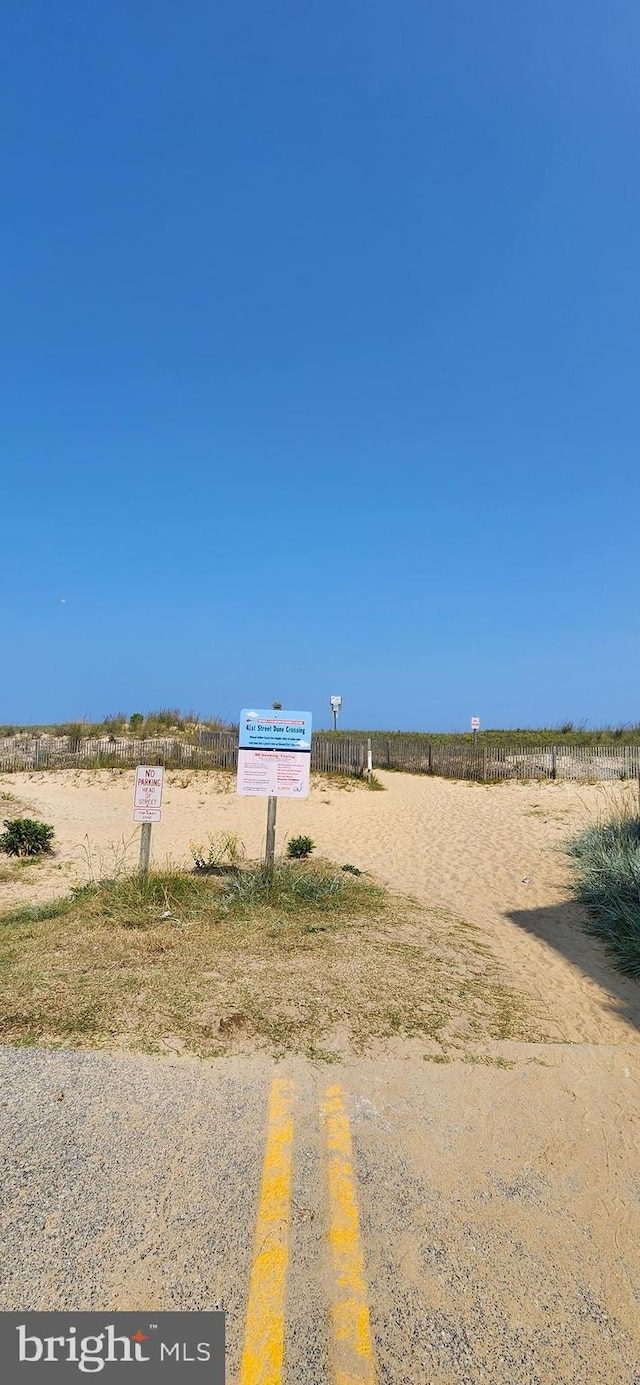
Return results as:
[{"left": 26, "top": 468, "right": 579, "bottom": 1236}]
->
[
  {"left": 138, "top": 822, "right": 153, "bottom": 879},
  {"left": 265, "top": 795, "right": 278, "bottom": 872}
]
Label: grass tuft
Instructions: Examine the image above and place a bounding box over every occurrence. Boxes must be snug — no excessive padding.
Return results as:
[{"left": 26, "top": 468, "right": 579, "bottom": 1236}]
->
[
  {"left": 566, "top": 812, "right": 640, "bottom": 978},
  {"left": 222, "top": 861, "right": 354, "bottom": 910}
]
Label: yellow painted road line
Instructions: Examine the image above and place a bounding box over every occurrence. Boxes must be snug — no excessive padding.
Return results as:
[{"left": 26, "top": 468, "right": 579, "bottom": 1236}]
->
[
  {"left": 240, "top": 1078, "right": 295, "bottom": 1385},
  {"left": 323, "top": 1083, "right": 376, "bottom": 1385}
]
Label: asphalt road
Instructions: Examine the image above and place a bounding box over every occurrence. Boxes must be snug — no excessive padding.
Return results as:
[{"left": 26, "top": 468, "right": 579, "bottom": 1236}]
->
[{"left": 1, "top": 1044, "right": 639, "bottom": 1384}]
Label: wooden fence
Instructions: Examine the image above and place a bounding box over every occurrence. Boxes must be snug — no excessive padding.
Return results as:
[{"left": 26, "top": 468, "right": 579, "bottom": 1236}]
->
[
  {"left": 0, "top": 733, "right": 367, "bottom": 777},
  {"left": 374, "top": 737, "right": 640, "bottom": 782},
  {"left": 0, "top": 733, "right": 637, "bottom": 783},
  {"left": 199, "top": 731, "right": 367, "bottom": 776}
]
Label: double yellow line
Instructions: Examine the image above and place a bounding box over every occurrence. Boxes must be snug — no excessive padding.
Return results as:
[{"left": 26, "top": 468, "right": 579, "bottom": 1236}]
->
[{"left": 239, "top": 1079, "right": 375, "bottom": 1385}]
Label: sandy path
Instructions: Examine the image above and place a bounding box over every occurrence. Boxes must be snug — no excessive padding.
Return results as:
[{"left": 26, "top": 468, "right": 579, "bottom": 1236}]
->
[{"left": 1, "top": 768, "right": 638, "bottom": 1046}]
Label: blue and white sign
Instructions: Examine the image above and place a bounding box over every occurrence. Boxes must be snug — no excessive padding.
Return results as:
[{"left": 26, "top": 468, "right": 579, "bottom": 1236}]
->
[{"left": 239, "top": 709, "right": 312, "bottom": 751}]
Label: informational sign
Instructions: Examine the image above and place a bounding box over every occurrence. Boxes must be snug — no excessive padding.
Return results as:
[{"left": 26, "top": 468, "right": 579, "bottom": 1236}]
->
[
  {"left": 237, "top": 709, "right": 312, "bottom": 798},
  {"left": 239, "top": 709, "right": 312, "bottom": 751},
  {"left": 133, "top": 765, "right": 164, "bottom": 822},
  {"left": 330, "top": 695, "right": 342, "bottom": 709},
  {"left": 471, "top": 716, "right": 480, "bottom": 731},
  {"left": 237, "top": 748, "right": 311, "bottom": 798}
]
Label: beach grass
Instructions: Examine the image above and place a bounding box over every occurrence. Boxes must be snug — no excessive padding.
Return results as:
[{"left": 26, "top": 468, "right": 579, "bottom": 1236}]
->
[{"left": 567, "top": 812, "right": 640, "bottom": 979}]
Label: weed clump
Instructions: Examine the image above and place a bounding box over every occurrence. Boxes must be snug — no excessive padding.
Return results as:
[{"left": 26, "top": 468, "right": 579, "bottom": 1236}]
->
[{"left": 189, "top": 831, "right": 245, "bottom": 872}]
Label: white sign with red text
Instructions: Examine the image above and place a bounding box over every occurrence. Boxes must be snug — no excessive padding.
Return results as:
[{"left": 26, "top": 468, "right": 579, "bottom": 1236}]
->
[
  {"left": 133, "top": 765, "right": 164, "bottom": 822},
  {"left": 471, "top": 717, "right": 480, "bottom": 731},
  {"left": 237, "top": 748, "right": 310, "bottom": 798}
]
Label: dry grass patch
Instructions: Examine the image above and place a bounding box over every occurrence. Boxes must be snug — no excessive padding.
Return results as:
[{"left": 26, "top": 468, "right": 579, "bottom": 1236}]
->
[{"left": 0, "top": 861, "right": 540, "bottom": 1058}]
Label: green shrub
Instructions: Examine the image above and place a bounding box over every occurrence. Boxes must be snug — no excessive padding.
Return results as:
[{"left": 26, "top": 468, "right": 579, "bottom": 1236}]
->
[
  {"left": 286, "top": 835, "right": 315, "bottom": 860},
  {"left": 566, "top": 813, "right": 640, "bottom": 978},
  {"left": 0, "top": 818, "right": 55, "bottom": 858}
]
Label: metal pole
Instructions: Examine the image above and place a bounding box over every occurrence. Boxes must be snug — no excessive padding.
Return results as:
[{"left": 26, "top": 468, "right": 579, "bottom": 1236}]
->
[
  {"left": 138, "top": 822, "right": 152, "bottom": 880},
  {"left": 265, "top": 795, "right": 277, "bottom": 872},
  {"left": 472, "top": 729, "right": 478, "bottom": 754},
  {"left": 333, "top": 708, "right": 337, "bottom": 732}
]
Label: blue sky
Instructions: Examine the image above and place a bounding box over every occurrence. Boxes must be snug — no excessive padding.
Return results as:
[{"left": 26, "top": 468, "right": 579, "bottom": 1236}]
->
[{"left": 2, "top": 2, "right": 639, "bottom": 731}]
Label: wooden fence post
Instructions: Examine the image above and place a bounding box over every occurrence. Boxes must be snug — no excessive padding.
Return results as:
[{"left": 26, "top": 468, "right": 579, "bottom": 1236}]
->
[
  {"left": 551, "top": 746, "right": 557, "bottom": 780},
  {"left": 428, "top": 743, "right": 432, "bottom": 774},
  {"left": 482, "top": 748, "right": 487, "bottom": 781}
]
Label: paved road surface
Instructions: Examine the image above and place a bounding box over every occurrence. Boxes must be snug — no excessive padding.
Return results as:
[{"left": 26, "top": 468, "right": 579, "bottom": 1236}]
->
[{"left": 1, "top": 1044, "right": 639, "bottom": 1384}]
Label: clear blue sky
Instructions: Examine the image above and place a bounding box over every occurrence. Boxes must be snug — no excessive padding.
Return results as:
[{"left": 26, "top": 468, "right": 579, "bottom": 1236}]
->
[{"left": 2, "top": 2, "right": 639, "bottom": 731}]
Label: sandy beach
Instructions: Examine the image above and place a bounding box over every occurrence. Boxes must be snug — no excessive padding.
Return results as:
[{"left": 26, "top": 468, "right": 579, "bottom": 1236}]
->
[{"left": 1, "top": 767, "right": 638, "bottom": 1047}]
